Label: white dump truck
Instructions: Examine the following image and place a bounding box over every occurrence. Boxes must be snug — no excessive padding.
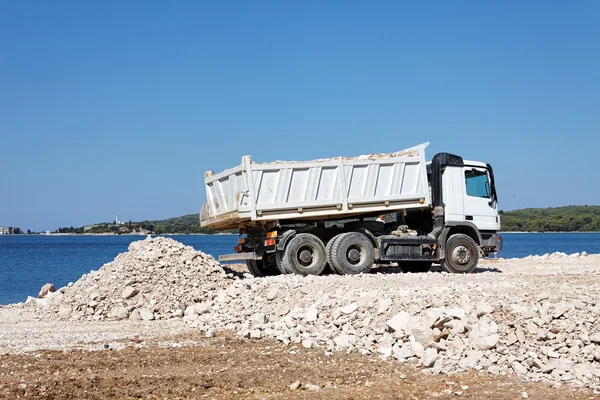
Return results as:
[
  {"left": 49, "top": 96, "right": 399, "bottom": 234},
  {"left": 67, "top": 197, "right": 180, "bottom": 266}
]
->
[{"left": 200, "top": 143, "right": 502, "bottom": 276}]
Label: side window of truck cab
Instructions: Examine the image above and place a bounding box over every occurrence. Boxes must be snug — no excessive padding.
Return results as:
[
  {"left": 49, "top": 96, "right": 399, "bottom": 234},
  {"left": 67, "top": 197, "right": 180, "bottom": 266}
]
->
[{"left": 465, "top": 169, "right": 490, "bottom": 198}]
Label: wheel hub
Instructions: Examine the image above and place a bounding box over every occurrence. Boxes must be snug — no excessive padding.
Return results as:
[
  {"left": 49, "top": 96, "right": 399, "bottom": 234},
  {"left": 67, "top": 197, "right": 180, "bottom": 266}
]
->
[
  {"left": 299, "top": 249, "right": 313, "bottom": 264},
  {"left": 452, "top": 245, "right": 470, "bottom": 265},
  {"left": 347, "top": 248, "right": 361, "bottom": 262}
]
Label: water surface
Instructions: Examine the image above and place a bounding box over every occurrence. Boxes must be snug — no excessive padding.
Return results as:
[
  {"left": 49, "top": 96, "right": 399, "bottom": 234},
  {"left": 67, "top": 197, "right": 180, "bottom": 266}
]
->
[{"left": 1, "top": 233, "right": 598, "bottom": 305}]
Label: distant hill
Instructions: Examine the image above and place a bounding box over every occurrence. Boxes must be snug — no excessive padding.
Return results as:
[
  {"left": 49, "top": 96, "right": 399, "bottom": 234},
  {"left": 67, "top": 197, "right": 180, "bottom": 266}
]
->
[
  {"left": 56, "top": 206, "right": 600, "bottom": 234},
  {"left": 138, "top": 214, "right": 215, "bottom": 234},
  {"left": 500, "top": 206, "right": 600, "bottom": 232},
  {"left": 56, "top": 214, "right": 217, "bottom": 235}
]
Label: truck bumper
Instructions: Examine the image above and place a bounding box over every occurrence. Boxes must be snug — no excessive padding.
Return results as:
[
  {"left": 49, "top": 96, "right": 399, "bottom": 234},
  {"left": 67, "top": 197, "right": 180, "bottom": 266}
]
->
[
  {"left": 480, "top": 233, "right": 502, "bottom": 254},
  {"left": 218, "top": 252, "right": 262, "bottom": 262},
  {"left": 494, "top": 234, "right": 503, "bottom": 253}
]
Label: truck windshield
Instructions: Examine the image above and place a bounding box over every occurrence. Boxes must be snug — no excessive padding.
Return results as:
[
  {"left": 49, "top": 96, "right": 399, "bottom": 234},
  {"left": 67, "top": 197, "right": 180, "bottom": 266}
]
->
[{"left": 465, "top": 169, "right": 490, "bottom": 198}]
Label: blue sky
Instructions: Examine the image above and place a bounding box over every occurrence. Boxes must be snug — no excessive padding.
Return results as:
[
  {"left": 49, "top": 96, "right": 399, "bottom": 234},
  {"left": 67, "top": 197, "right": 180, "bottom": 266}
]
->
[{"left": 1, "top": 1, "right": 598, "bottom": 231}]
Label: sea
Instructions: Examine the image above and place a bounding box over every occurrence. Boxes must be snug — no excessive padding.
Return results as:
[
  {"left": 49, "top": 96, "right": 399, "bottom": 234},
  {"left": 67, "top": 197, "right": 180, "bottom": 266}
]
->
[{"left": 1, "top": 233, "right": 599, "bottom": 305}]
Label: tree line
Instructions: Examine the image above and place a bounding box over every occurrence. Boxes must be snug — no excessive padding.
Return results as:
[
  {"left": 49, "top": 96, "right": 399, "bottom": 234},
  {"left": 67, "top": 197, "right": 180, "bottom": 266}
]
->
[{"left": 500, "top": 206, "right": 600, "bottom": 232}]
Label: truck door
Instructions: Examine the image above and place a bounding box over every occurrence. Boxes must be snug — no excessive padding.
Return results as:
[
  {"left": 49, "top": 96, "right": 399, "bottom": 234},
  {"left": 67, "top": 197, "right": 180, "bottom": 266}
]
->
[
  {"left": 442, "top": 166, "right": 465, "bottom": 223},
  {"left": 462, "top": 167, "right": 498, "bottom": 230}
]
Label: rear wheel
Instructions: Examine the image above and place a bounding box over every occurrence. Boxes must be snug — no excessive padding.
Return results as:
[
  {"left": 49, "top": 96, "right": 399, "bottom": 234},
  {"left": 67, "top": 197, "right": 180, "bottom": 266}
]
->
[
  {"left": 279, "top": 233, "right": 327, "bottom": 276},
  {"left": 330, "top": 232, "right": 374, "bottom": 275},
  {"left": 400, "top": 261, "right": 432, "bottom": 273},
  {"left": 275, "top": 250, "right": 293, "bottom": 274},
  {"left": 443, "top": 234, "right": 479, "bottom": 273},
  {"left": 245, "top": 255, "right": 280, "bottom": 277},
  {"left": 325, "top": 234, "right": 345, "bottom": 274}
]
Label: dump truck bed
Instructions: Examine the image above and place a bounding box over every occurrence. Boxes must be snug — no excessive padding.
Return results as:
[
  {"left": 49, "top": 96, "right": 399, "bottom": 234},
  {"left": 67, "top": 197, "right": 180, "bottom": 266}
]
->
[{"left": 200, "top": 143, "right": 431, "bottom": 230}]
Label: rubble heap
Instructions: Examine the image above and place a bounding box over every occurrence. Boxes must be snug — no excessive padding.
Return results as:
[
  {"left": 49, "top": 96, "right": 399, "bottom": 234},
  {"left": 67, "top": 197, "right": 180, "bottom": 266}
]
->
[{"left": 33, "top": 236, "right": 227, "bottom": 321}]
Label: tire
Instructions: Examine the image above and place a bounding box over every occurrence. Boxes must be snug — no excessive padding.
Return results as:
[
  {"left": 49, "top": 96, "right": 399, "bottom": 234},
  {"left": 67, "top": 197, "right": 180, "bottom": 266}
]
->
[
  {"left": 399, "top": 261, "right": 432, "bottom": 273},
  {"left": 275, "top": 250, "right": 293, "bottom": 274},
  {"left": 325, "top": 234, "right": 345, "bottom": 274},
  {"left": 279, "top": 233, "right": 327, "bottom": 276},
  {"left": 330, "top": 232, "right": 375, "bottom": 275},
  {"left": 443, "top": 234, "right": 479, "bottom": 273},
  {"left": 245, "top": 257, "right": 280, "bottom": 277}
]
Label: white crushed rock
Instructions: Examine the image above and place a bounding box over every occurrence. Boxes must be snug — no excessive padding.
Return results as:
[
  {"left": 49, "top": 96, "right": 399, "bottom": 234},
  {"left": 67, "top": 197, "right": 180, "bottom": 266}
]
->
[
  {"left": 2, "top": 238, "right": 600, "bottom": 391},
  {"left": 24, "top": 236, "right": 229, "bottom": 322},
  {"left": 181, "top": 252, "right": 600, "bottom": 390},
  {"left": 0, "top": 308, "right": 191, "bottom": 354}
]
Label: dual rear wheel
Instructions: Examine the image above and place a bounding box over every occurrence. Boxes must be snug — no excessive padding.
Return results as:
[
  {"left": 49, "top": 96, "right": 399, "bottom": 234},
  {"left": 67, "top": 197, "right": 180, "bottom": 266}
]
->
[
  {"left": 326, "top": 232, "right": 375, "bottom": 275},
  {"left": 269, "top": 232, "right": 375, "bottom": 277}
]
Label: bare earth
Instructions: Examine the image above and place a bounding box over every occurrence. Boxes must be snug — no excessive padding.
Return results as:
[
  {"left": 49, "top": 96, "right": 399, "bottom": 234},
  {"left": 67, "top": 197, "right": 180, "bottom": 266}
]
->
[
  {"left": 0, "top": 333, "right": 596, "bottom": 400},
  {"left": 1, "top": 252, "right": 600, "bottom": 399}
]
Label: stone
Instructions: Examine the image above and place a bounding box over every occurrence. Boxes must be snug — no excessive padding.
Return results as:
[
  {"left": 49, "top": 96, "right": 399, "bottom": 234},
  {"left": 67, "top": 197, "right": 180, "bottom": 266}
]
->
[
  {"left": 205, "top": 329, "right": 216, "bottom": 338},
  {"left": 505, "top": 333, "right": 518, "bottom": 346},
  {"left": 459, "top": 350, "right": 484, "bottom": 369},
  {"left": 129, "top": 309, "right": 141, "bottom": 320},
  {"left": 589, "top": 333, "right": 600, "bottom": 344},
  {"left": 377, "top": 299, "right": 391, "bottom": 314},
  {"left": 250, "top": 329, "right": 262, "bottom": 339},
  {"left": 57, "top": 306, "right": 72, "bottom": 319},
  {"left": 470, "top": 319, "right": 500, "bottom": 350},
  {"left": 38, "top": 283, "right": 56, "bottom": 299},
  {"left": 512, "top": 362, "right": 528, "bottom": 375},
  {"left": 476, "top": 302, "right": 495, "bottom": 317},
  {"left": 394, "top": 345, "right": 414, "bottom": 360},
  {"left": 121, "top": 286, "right": 139, "bottom": 300},
  {"left": 421, "top": 347, "right": 438, "bottom": 367},
  {"left": 289, "top": 381, "right": 301, "bottom": 390},
  {"left": 379, "top": 346, "right": 393, "bottom": 358},
  {"left": 444, "top": 319, "right": 466, "bottom": 335},
  {"left": 334, "top": 334, "right": 356, "bottom": 349},
  {"left": 552, "top": 303, "right": 570, "bottom": 319},
  {"left": 305, "top": 308, "right": 318, "bottom": 322},
  {"left": 410, "top": 340, "right": 425, "bottom": 358},
  {"left": 266, "top": 287, "right": 279, "bottom": 301},
  {"left": 250, "top": 313, "right": 267, "bottom": 326},
  {"left": 515, "top": 327, "right": 526, "bottom": 343},
  {"left": 411, "top": 322, "right": 434, "bottom": 347},
  {"left": 340, "top": 303, "right": 358, "bottom": 315},
  {"left": 108, "top": 306, "right": 129, "bottom": 320},
  {"left": 304, "top": 383, "right": 321, "bottom": 391},
  {"left": 387, "top": 311, "right": 411, "bottom": 333},
  {"left": 138, "top": 308, "right": 154, "bottom": 321},
  {"left": 444, "top": 308, "right": 467, "bottom": 320}
]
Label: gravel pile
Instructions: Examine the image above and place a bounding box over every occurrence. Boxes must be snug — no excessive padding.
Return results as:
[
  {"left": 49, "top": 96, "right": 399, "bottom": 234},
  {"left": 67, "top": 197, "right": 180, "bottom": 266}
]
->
[{"left": 31, "top": 236, "right": 228, "bottom": 321}]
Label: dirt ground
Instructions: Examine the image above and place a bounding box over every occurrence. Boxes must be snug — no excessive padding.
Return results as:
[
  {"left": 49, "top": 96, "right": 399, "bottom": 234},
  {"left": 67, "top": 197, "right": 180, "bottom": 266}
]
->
[{"left": 0, "top": 333, "right": 596, "bottom": 400}]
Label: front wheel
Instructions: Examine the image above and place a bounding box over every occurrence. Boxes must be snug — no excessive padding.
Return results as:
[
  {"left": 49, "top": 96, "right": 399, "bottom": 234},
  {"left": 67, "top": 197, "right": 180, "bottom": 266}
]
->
[{"left": 443, "top": 234, "right": 479, "bottom": 273}]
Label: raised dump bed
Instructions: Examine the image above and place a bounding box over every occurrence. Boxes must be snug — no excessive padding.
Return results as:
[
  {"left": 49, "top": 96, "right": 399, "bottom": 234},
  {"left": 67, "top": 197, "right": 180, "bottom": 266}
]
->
[{"left": 200, "top": 143, "right": 431, "bottom": 230}]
